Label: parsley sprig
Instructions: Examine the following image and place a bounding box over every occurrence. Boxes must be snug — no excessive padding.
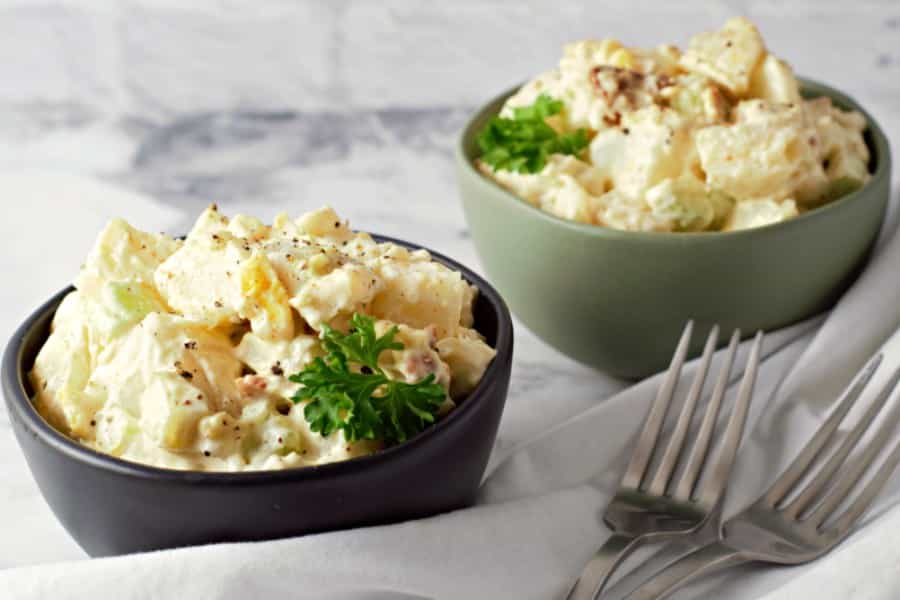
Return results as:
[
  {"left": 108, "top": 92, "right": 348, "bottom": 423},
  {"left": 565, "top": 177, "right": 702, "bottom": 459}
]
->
[
  {"left": 476, "top": 94, "right": 590, "bottom": 174},
  {"left": 289, "top": 313, "right": 447, "bottom": 445}
]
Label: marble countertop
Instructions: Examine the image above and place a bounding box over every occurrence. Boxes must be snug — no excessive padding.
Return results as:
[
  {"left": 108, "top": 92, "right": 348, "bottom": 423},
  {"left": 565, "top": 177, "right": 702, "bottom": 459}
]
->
[{"left": 1, "top": 0, "right": 898, "bottom": 572}]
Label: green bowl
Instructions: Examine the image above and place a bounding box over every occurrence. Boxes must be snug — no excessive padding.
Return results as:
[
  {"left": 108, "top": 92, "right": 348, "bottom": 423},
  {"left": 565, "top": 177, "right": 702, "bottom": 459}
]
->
[{"left": 456, "top": 78, "right": 892, "bottom": 379}]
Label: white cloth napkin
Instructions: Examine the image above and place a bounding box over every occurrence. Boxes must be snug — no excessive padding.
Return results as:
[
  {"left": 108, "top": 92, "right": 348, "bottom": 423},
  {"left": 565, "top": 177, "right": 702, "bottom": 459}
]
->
[{"left": 4, "top": 190, "right": 900, "bottom": 600}]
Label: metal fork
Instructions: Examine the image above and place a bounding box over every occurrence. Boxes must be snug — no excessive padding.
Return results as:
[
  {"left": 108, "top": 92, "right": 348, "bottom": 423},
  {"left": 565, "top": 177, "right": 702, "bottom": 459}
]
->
[
  {"left": 567, "top": 322, "right": 764, "bottom": 599},
  {"left": 626, "top": 351, "right": 900, "bottom": 599}
]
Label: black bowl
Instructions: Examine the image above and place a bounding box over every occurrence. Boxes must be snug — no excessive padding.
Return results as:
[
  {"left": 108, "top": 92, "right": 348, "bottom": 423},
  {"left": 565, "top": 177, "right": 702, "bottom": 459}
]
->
[{"left": 2, "top": 235, "right": 513, "bottom": 557}]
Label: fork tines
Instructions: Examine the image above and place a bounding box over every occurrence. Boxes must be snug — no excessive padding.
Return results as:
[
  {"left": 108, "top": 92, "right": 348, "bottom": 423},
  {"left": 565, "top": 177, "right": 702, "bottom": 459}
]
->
[
  {"left": 759, "top": 352, "right": 900, "bottom": 534},
  {"left": 622, "top": 322, "right": 764, "bottom": 508}
]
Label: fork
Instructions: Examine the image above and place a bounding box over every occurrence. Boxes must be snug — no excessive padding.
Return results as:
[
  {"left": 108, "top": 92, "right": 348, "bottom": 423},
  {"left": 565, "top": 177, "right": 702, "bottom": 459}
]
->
[
  {"left": 567, "top": 322, "right": 764, "bottom": 599},
  {"left": 626, "top": 351, "right": 900, "bottom": 599}
]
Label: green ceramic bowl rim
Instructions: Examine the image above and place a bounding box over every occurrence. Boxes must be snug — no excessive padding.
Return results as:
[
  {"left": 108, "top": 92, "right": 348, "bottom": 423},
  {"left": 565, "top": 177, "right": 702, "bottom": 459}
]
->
[{"left": 457, "top": 77, "right": 892, "bottom": 242}]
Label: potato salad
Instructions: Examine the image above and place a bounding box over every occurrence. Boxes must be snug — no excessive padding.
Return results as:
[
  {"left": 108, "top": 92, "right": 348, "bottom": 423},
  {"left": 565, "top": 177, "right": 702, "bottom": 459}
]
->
[
  {"left": 30, "top": 206, "right": 496, "bottom": 471},
  {"left": 478, "top": 18, "right": 871, "bottom": 232}
]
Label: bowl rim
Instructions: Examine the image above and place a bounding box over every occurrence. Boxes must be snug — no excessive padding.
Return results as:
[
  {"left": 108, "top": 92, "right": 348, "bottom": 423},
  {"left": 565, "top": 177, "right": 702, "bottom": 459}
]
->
[
  {"left": 457, "top": 76, "right": 892, "bottom": 241},
  {"left": 2, "top": 235, "right": 514, "bottom": 483}
]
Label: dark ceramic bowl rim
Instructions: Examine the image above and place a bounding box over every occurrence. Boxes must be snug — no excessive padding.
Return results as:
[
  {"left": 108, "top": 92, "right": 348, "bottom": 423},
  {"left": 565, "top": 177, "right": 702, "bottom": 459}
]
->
[
  {"left": 2, "top": 235, "right": 513, "bottom": 483},
  {"left": 458, "top": 77, "right": 892, "bottom": 242}
]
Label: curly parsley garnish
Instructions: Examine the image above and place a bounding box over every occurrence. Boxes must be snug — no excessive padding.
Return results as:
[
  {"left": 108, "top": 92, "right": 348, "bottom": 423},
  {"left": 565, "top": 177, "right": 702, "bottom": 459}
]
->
[
  {"left": 289, "top": 313, "right": 447, "bottom": 445},
  {"left": 476, "top": 94, "right": 590, "bottom": 174}
]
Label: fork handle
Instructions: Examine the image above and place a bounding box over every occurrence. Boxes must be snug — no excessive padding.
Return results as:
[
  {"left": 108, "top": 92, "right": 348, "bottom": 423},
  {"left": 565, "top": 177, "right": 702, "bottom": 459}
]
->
[
  {"left": 625, "top": 541, "right": 748, "bottom": 599},
  {"left": 567, "top": 533, "right": 645, "bottom": 600}
]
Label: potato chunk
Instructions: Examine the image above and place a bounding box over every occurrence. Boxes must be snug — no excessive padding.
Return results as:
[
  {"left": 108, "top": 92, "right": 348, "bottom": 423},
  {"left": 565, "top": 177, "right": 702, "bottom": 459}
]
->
[
  {"left": 724, "top": 198, "right": 799, "bottom": 231},
  {"left": 30, "top": 292, "right": 97, "bottom": 437},
  {"left": 370, "top": 261, "right": 471, "bottom": 339},
  {"left": 76, "top": 218, "right": 181, "bottom": 300},
  {"left": 436, "top": 329, "right": 497, "bottom": 398},
  {"left": 294, "top": 263, "right": 382, "bottom": 330},
  {"left": 680, "top": 17, "right": 766, "bottom": 96},
  {"left": 154, "top": 207, "right": 252, "bottom": 327},
  {"left": 696, "top": 101, "right": 827, "bottom": 203},
  {"left": 749, "top": 54, "right": 801, "bottom": 104}
]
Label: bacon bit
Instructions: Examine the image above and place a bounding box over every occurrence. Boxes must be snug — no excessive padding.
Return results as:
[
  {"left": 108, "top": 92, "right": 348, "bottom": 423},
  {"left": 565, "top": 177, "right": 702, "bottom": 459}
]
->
[
  {"left": 184, "top": 340, "right": 198, "bottom": 350},
  {"left": 237, "top": 374, "right": 268, "bottom": 396},
  {"left": 213, "top": 300, "right": 223, "bottom": 308},
  {"left": 656, "top": 74, "right": 674, "bottom": 90},
  {"left": 590, "top": 65, "right": 645, "bottom": 106},
  {"left": 271, "top": 362, "right": 284, "bottom": 376},
  {"left": 590, "top": 66, "right": 605, "bottom": 93},
  {"left": 602, "top": 112, "right": 622, "bottom": 127}
]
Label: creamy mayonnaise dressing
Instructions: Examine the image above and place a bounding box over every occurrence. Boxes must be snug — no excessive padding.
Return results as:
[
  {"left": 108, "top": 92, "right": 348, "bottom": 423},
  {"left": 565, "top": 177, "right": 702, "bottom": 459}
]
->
[
  {"left": 30, "top": 206, "right": 496, "bottom": 471},
  {"left": 482, "top": 18, "right": 871, "bottom": 232}
]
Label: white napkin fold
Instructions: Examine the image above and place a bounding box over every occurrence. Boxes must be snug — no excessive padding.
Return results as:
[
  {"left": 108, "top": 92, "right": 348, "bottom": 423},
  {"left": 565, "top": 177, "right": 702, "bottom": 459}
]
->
[{"left": 4, "top": 198, "right": 900, "bottom": 600}]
